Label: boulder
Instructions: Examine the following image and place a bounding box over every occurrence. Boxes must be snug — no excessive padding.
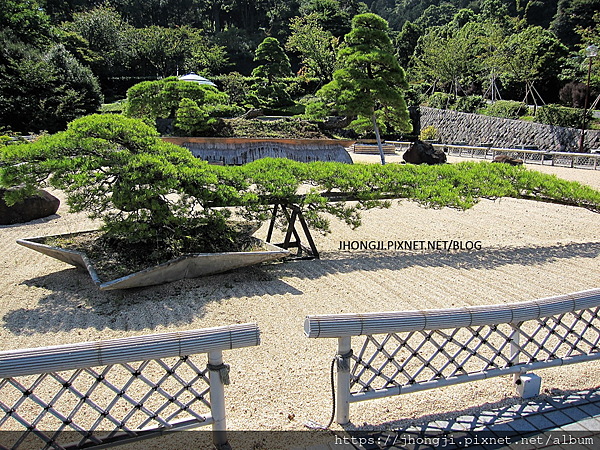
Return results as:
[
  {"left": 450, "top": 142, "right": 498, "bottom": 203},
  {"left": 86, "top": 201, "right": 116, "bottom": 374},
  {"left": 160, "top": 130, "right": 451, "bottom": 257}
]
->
[
  {"left": 492, "top": 155, "right": 523, "bottom": 166},
  {"left": 402, "top": 140, "right": 447, "bottom": 165},
  {"left": 0, "top": 189, "right": 60, "bottom": 225}
]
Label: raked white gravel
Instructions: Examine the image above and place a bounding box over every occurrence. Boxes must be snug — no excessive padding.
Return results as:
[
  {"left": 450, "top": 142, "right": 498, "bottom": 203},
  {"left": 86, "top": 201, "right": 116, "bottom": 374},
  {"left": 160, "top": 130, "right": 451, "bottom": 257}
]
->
[{"left": 0, "top": 155, "right": 599, "bottom": 449}]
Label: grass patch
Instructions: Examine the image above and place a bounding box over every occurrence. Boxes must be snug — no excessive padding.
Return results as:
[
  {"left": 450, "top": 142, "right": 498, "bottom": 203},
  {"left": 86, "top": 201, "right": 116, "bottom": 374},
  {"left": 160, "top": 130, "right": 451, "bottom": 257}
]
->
[{"left": 100, "top": 100, "right": 127, "bottom": 114}]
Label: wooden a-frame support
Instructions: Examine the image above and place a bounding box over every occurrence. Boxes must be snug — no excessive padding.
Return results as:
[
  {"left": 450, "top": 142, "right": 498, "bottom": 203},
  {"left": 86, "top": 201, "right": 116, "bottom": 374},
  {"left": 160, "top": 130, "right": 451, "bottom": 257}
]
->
[{"left": 265, "top": 204, "right": 319, "bottom": 259}]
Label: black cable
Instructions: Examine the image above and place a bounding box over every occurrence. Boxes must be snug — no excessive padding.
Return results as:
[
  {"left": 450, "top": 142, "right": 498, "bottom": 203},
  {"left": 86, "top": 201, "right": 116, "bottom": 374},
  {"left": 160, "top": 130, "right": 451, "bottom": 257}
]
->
[{"left": 325, "top": 356, "right": 337, "bottom": 429}]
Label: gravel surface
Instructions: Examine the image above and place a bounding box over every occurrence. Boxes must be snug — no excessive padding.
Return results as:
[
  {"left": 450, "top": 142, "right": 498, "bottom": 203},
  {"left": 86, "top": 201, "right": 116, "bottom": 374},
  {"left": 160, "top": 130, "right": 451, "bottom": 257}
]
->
[{"left": 1, "top": 155, "right": 600, "bottom": 449}]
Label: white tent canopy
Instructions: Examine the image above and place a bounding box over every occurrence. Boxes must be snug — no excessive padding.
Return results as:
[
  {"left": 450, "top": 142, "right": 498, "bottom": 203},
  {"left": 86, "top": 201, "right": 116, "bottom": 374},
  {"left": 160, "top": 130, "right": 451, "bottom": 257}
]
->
[{"left": 178, "top": 73, "right": 216, "bottom": 86}]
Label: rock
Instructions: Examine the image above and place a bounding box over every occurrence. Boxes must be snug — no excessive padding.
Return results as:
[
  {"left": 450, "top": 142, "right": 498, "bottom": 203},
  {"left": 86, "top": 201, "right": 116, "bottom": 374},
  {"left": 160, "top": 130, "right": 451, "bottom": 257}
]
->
[
  {"left": 0, "top": 189, "right": 60, "bottom": 225},
  {"left": 241, "top": 108, "right": 264, "bottom": 119},
  {"left": 492, "top": 155, "right": 523, "bottom": 166},
  {"left": 402, "top": 140, "right": 447, "bottom": 165}
]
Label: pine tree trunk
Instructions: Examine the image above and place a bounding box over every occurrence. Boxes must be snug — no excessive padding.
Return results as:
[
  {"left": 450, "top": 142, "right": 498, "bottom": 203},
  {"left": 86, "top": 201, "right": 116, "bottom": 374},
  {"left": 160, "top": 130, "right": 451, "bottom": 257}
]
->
[{"left": 372, "top": 111, "right": 386, "bottom": 165}]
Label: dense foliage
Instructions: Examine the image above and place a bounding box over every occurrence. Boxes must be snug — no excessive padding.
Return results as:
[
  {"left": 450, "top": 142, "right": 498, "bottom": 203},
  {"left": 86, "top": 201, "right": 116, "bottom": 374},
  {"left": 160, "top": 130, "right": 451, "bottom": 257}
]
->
[
  {"left": 307, "top": 14, "right": 412, "bottom": 137},
  {"left": 534, "top": 104, "right": 594, "bottom": 128},
  {"left": 480, "top": 100, "right": 529, "bottom": 119},
  {"left": 249, "top": 37, "right": 294, "bottom": 107},
  {"left": 2, "top": 0, "right": 599, "bottom": 134},
  {"left": 427, "top": 92, "right": 487, "bottom": 113},
  {"left": 2, "top": 115, "right": 600, "bottom": 260},
  {"left": 124, "top": 77, "right": 242, "bottom": 135}
]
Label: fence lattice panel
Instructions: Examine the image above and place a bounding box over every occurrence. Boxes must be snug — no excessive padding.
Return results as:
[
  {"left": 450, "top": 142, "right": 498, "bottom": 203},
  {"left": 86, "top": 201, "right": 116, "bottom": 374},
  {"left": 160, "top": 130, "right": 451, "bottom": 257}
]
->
[
  {"left": 305, "top": 288, "right": 600, "bottom": 424},
  {"left": 0, "top": 323, "right": 260, "bottom": 449},
  {"left": 0, "top": 356, "right": 210, "bottom": 449},
  {"left": 348, "top": 307, "right": 600, "bottom": 395}
]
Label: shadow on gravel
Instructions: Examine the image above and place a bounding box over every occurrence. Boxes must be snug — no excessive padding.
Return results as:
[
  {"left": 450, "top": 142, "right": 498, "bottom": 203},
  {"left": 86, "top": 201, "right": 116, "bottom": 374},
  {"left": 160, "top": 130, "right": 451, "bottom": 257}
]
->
[
  {"left": 341, "top": 385, "right": 600, "bottom": 436},
  {"left": 0, "top": 214, "right": 61, "bottom": 229},
  {"left": 3, "top": 263, "right": 302, "bottom": 335},
  {"left": 4, "top": 241, "right": 599, "bottom": 335},
  {"left": 270, "top": 241, "right": 600, "bottom": 279}
]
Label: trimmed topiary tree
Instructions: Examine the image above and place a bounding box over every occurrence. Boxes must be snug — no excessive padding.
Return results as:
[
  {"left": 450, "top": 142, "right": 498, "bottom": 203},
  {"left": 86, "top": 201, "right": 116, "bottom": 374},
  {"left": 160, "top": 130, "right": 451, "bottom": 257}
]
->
[
  {"left": 124, "top": 77, "right": 242, "bottom": 135},
  {"left": 250, "top": 37, "right": 294, "bottom": 108},
  {"left": 306, "top": 13, "right": 412, "bottom": 165}
]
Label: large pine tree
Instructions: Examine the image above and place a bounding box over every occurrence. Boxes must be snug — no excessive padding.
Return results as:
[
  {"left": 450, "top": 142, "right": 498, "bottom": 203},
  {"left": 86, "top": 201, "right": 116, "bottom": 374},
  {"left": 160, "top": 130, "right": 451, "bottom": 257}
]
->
[{"left": 309, "top": 13, "right": 411, "bottom": 164}]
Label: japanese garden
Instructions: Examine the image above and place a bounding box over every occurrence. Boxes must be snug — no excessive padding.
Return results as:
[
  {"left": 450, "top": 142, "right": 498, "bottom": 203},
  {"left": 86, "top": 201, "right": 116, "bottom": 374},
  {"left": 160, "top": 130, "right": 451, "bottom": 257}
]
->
[{"left": 2, "top": 1, "right": 600, "bottom": 450}]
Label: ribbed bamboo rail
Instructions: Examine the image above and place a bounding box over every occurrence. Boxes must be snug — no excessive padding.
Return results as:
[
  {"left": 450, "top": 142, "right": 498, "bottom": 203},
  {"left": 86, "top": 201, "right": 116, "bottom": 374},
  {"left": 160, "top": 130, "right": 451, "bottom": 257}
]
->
[
  {"left": 305, "top": 288, "right": 600, "bottom": 424},
  {"left": 0, "top": 323, "right": 260, "bottom": 449}
]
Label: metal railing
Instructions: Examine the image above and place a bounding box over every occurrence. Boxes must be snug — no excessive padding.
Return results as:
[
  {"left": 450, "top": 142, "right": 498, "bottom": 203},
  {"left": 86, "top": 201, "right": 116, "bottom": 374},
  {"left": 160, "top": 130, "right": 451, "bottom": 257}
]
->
[
  {"left": 387, "top": 141, "right": 600, "bottom": 170},
  {"left": 442, "top": 144, "right": 600, "bottom": 170},
  {"left": 305, "top": 288, "right": 600, "bottom": 424},
  {"left": 0, "top": 323, "right": 260, "bottom": 449}
]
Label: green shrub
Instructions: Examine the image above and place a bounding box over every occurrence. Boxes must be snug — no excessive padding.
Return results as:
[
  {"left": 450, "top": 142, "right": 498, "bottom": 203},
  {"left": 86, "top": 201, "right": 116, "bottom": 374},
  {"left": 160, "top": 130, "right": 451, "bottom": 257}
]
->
[
  {"left": 175, "top": 98, "right": 211, "bottom": 135},
  {"left": 534, "top": 104, "right": 592, "bottom": 128},
  {"left": 0, "top": 136, "right": 13, "bottom": 147},
  {"left": 419, "top": 125, "right": 438, "bottom": 141},
  {"left": 282, "top": 76, "right": 322, "bottom": 98},
  {"left": 214, "top": 117, "right": 326, "bottom": 139},
  {"left": 403, "top": 84, "right": 429, "bottom": 108},
  {"left": 125, "top": 77, "right": 243, "bottom": 135},
  {"left": 100, "top": 100, "right": 127, "bottom": 114},
  {"left": 453, "top": 95, "right": 486, "bottom": 113},
  {"left": 426, "top": 93, "right": 486, "bottom": 113},
  {"left": 211, "top": 73, "right": 256, "bottom": 107},
  {"left": 124, "top": 77, "right": 232, "bottom": 121},
  {"left": 0, "top": 44, "right": 102, "bottom": 133},
  {"left": 481, "top": 100, "right": 528, "bottom": 119},
  {"left": 427, "top": 92, "right": 452, "bottom": 109}
]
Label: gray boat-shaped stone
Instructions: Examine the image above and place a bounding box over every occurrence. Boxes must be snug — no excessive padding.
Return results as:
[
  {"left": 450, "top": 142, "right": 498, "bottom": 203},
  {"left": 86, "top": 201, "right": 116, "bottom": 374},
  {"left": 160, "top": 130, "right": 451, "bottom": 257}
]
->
[{"left": 17, "top": 231, "right": 289, "bottom": 290}]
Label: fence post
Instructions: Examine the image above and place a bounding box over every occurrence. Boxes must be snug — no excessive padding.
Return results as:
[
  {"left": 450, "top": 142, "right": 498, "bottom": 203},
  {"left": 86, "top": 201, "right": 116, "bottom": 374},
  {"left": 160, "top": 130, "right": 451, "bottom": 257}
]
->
[
  {"left": 208, "top": 350, "right": 228, "bottom": 447},
  {"left": 510, "top": 323, "right": 522, "bottom": 386},
  {"left": 336, "top": 336, "right": 352, "bottom": 425}
]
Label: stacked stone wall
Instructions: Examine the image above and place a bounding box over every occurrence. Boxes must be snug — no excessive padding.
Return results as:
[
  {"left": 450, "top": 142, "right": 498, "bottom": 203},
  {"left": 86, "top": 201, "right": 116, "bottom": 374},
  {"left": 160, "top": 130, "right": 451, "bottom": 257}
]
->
[{"left": 421, "top": 107, "right": 600, "bottom": 152}]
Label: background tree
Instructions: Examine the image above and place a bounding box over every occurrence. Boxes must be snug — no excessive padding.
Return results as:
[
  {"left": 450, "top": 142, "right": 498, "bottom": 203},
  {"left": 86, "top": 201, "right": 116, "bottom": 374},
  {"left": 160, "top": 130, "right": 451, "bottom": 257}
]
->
[
  {"left": 286, "top": 13, "right": 338, "bottom": 84},
  {"left": 551, "top": 0, "right": 600, "bottom": 49},
  {"left": 411, "top": 23, "right": 482, "bottom": 100},
  {"left": 0, "top": 0, "right": 102, "bottom": 132},
  {"left": 63, "top": 5, "right": 133, "bottom": 78},
  {"left": 414, "top": 3, "right": 459, "bottom": 29},
  {"left": 250, "top": 37, "right": 294, "bottom": 107},
  {"left": 497, "top": 26, "right": 568, "bottom": 112},
  {"left": 576, "top": 12, "right": 600, "bottom": 74},
  {"left": 518, "top": 0, "right": 560, "bottom": 28},
  {"left": 128, "top": 26, "right": 228, "bottom": 78},
  {"left": 299, "top": 0, "right": 357, "bottom": 37},
  {"left": 395, "top": 21, "right": 422, "bottom": 69},
  {"left": 0, "top": 44, "right": 102, "bottom": 133},
  {"left": 479, "top": 0, "right": 510, "bottom": 24},
  {"left": 0, "top": 0, "right": 53, "bottom": 47},
  {"left": 308, "top": 13, "right": 411, "bottom": 164}
]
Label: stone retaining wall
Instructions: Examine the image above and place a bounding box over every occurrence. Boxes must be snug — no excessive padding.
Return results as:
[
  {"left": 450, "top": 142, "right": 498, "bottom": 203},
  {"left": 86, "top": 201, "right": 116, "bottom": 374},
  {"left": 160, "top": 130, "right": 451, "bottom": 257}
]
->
[
  {"left": 421, "top": 107, "right": 600, "bottom": 152},
  {"left": 162, "top": 137, "right": 355, "bottom": 165}
]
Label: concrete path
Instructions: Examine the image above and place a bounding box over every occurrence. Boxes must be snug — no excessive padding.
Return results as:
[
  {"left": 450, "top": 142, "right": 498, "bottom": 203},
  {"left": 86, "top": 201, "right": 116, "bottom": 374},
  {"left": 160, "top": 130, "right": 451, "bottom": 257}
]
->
[{"left": 293, "top": 389, "right": 600, "bottom": 450}]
